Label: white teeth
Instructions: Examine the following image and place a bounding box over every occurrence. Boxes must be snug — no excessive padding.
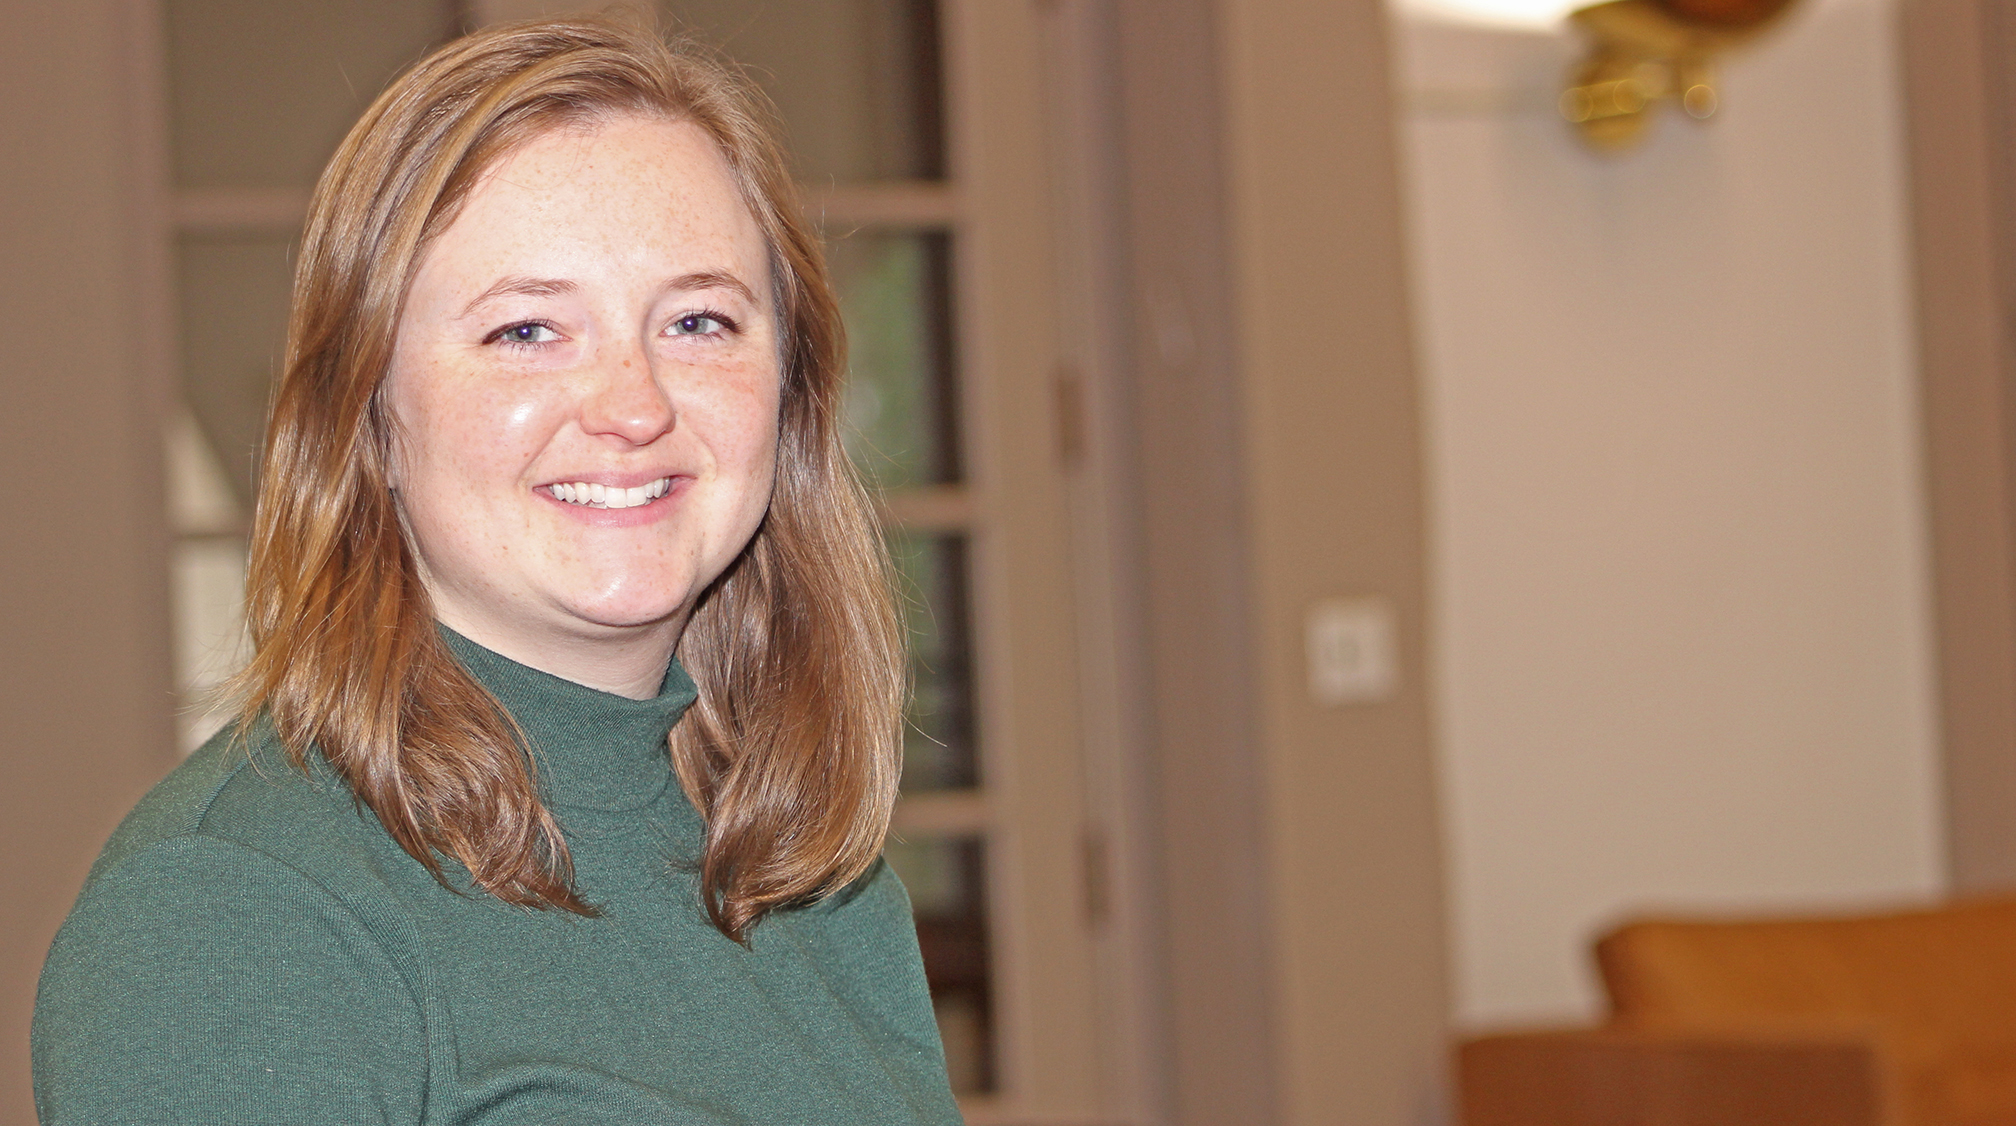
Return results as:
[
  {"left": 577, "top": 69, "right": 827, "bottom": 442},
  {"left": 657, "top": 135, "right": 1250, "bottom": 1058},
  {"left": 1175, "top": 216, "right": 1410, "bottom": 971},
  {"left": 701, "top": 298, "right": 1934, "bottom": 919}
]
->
[{"left": 547, "top": 476, "right": 673, "bottom": 510}]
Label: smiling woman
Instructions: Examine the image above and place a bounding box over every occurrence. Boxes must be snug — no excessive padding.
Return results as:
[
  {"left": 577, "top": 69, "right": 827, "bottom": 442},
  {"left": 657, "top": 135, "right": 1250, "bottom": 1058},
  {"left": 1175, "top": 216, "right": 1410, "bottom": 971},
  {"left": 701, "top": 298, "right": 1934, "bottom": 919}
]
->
[{"left": 30, "top": 17, "right": 958, "bottom": 1126}]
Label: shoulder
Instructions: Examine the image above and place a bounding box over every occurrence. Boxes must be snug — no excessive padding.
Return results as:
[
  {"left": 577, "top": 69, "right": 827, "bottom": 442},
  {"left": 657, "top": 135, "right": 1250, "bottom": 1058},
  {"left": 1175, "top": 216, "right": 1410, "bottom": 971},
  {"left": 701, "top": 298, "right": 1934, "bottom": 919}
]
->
[
  {"left": 773, "top": 857, "right": 944, "bottom": 1051},
  {"left": 34, "top": 726, "right": 430, "bottom": 1124},
  {"left": 768, "top": 854, "right": 921, "bottom": 962},
  {"left": 45, "top": 718, "right": 424, "bottom": 997},
  {"left": 812, "top": 855, "right": 918, "bottom": 933},
  {"left": 55, "top": 719, "right": 430, "bottom": 995},
  {"left": 91, "top": 720, "right": 399, "bottom": 891},
  {"left": 34, "top": 831, "right": 430, "bottom": 1125}
]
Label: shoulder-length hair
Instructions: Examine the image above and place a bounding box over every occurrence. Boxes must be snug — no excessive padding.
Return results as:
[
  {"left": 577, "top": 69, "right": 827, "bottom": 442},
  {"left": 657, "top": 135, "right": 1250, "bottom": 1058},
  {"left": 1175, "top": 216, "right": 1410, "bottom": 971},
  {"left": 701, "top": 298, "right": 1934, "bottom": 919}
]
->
[{"left": 231, "top": 16, "right": 904, "bottom": 941}]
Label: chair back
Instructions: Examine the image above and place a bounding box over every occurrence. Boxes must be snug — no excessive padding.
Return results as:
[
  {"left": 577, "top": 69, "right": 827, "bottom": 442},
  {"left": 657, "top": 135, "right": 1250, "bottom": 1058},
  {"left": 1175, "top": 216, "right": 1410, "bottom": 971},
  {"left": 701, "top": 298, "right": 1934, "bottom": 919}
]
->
[{"left": 1597, "top": 897, "right": 2016, "bottom": 1126}]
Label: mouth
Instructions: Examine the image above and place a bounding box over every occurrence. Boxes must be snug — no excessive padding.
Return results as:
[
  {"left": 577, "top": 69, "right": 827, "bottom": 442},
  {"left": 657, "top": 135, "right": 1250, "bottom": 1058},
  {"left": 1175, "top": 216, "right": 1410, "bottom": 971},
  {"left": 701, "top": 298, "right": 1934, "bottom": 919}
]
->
[{"left": 544, "top": 476, "right": 674, "bottom": 510}]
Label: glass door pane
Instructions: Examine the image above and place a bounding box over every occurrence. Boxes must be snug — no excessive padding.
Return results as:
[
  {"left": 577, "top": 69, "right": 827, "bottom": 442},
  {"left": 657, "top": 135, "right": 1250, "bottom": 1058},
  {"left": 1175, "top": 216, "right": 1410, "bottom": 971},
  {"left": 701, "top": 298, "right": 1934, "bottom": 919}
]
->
[
  {"left": 887, "top": 532, "right": 978, "bottom": 793},
  {"left": 167, "top": 0, "right": 458, "bottom": 189},
  {"left": 883, "top": 835, "right": 992, "bottom": 1093},
  {"left": 832, "top": 231, "right": 961, "bottom": 491},
  {"left": 663, "top": 0, "right": 943, "bottom": 181},
  {"left": 175, "top": 231, "right": 293, "bottom": 505}
]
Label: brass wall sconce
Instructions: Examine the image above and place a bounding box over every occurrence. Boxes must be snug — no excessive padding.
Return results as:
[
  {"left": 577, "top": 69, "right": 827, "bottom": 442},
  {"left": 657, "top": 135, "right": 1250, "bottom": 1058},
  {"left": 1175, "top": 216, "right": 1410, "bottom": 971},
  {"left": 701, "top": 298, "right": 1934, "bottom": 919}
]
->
[{"left": 1559, "top": 0, "right": 1794, "bottom": 151}]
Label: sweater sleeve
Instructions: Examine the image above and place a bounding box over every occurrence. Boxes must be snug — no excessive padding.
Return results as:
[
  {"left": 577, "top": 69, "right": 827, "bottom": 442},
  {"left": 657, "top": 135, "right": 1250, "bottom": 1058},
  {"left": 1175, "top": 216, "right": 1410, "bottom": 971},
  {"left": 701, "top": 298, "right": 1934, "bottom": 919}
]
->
[{"left": 32, "top": 834, "right": 428, "bottom": 1126}]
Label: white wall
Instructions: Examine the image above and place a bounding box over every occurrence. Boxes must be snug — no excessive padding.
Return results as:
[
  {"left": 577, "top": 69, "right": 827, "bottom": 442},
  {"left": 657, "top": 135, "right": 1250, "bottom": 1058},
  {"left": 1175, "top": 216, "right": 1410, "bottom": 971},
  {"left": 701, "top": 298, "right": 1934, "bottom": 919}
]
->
[{"left": 1391, "top": 0, "right": 1948, "bottom": 1027}]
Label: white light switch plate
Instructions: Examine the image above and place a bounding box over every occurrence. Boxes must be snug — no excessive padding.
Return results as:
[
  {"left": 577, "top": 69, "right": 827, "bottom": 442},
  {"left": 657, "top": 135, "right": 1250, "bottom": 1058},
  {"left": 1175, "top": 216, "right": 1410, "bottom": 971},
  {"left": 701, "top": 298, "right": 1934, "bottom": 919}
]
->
[{"left": 1305, "top": 597, "right": 1397, "bottom": 706}]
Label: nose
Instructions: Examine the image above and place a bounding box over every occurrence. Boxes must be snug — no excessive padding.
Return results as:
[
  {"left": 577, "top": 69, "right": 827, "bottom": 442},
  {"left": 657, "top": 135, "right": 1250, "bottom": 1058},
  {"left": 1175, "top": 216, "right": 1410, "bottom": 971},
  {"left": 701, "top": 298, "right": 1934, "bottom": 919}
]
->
[{"left": 578, "top": 338, "right": 675, "bottom": 446}]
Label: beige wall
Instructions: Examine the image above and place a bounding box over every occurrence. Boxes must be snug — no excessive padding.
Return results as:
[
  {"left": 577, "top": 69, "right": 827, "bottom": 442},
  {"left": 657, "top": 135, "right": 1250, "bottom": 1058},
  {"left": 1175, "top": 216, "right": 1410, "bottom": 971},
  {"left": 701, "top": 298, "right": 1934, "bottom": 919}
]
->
[
  {"left": 1392, "top": 0, "right": 1948, "bottom": 1027},
  {"left": 1223, "top": 0, "right": 1453, "bottom": 1120},
  {"left": 1899, "top": 0, "right": 2016, "bottom": 897},
  {"left": 0, "top": 0, "right": 178, "bottom": 1121},
  {"left": 1113, "top": 0, "right": 1451, "bottom": 1120}
]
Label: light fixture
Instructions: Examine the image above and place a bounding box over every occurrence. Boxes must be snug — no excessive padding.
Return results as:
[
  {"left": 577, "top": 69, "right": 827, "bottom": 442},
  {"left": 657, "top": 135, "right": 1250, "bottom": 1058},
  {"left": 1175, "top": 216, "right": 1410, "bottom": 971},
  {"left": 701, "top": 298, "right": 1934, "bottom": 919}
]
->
[
  {"left": 1400, "top": 0, "right": 1583, "bottom": 31},
  {"left": 1559, "top": 0, "right": 1794, "bottom": 151}
]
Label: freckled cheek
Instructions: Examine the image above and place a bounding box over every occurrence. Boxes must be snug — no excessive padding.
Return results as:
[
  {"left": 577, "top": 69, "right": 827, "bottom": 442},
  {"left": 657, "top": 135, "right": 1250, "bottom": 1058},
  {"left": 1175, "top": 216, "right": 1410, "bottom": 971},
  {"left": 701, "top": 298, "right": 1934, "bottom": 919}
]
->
[
  {"left": 407, "top": 363, "right": 567, "bottom": 485},
  {"left": 708, "top": 373, "right": 784, "bottom": 476},
  {"left": 669, "top": 356, "right": 781, "bottom": 463}
]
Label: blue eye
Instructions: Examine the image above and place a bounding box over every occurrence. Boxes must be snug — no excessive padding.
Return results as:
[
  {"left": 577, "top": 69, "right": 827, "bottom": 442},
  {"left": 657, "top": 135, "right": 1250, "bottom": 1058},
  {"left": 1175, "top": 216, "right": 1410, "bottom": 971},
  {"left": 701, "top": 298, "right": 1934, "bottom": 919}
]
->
[
  {"left": 489, "top": 321, "right": 560, "bottom": 346},
  {"left": 671, "top": 312, "right": 730, "bottom": 336}
]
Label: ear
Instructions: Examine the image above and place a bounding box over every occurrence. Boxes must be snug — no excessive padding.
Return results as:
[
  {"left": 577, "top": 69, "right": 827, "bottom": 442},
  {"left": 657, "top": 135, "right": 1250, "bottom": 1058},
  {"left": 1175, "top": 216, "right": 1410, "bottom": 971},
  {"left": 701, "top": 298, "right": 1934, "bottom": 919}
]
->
[{"left": 370, "top": 378, "right": 409, "bottom": 493}]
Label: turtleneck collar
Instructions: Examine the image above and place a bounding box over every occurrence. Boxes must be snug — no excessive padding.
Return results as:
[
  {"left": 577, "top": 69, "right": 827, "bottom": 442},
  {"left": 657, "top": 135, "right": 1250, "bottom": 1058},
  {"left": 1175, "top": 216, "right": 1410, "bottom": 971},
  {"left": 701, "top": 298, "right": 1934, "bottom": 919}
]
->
[{"left": 440, "top": 626, "right": 698, "bottom": 813}]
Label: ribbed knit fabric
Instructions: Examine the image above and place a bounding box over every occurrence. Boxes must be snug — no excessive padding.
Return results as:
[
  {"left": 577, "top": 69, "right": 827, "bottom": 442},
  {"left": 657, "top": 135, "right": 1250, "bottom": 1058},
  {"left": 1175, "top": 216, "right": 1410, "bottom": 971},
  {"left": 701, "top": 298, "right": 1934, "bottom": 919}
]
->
[{"left": 32, "top": 629, "right": 959, "bottom": 1125}]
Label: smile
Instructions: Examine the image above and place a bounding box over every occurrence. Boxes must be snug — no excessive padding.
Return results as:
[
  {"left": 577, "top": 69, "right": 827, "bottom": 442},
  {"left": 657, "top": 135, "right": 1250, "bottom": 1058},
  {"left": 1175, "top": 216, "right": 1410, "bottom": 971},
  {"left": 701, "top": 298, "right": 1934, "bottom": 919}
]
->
[{"left": 545, "top": 476, "right": 673, "bottom": 510}]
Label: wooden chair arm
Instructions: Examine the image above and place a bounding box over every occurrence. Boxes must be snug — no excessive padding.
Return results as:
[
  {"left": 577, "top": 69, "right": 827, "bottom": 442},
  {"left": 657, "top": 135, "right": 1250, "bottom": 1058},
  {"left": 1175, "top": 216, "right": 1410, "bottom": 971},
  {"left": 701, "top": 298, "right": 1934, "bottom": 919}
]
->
[{"left": 1458, "top": 1025, "right": 1892, "bottom": 1126}]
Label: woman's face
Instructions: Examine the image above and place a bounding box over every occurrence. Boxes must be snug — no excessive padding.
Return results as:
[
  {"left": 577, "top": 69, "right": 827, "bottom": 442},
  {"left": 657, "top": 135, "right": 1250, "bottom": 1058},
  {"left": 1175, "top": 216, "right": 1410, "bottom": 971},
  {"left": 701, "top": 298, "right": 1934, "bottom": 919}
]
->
[{"left": 382, "top": 113, "right": 780, "bottom": 686}]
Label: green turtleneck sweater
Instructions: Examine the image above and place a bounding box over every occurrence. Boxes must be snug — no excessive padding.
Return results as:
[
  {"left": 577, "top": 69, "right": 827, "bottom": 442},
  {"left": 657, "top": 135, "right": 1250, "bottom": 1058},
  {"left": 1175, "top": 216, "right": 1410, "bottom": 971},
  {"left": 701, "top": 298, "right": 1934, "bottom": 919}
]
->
[{"left": 32, "top": 631, "right": 960, "bottom": 1125}]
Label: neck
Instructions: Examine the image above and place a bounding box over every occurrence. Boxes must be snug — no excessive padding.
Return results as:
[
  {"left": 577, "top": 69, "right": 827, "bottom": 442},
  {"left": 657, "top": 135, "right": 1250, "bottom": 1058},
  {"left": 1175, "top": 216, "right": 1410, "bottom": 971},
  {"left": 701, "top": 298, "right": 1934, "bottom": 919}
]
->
[
  {"left": 436, "top": 624, "right": 699, "bottom": 817},
  {"left": 432, "top": 608, "right": 685, "bottom": 700}
]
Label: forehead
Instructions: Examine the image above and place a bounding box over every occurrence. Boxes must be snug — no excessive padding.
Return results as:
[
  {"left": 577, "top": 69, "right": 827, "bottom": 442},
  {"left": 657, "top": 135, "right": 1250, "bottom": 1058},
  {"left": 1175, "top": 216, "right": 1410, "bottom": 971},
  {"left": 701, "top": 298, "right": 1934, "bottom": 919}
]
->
[{"left": 418, "top": 113, "right": 770, "bottom": 288}]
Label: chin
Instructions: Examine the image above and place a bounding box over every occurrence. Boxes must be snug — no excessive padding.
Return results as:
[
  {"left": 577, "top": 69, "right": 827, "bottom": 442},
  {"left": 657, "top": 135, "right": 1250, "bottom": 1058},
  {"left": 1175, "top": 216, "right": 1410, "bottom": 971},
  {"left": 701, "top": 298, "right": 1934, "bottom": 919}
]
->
[
  {"left": 546, "top": 547, "right": 743, "bottom": 635},
  {"left": 551, "top": 580, "right": 701, "bottom": 633},
  {"left": 560, "top": 598, "right": 692, "bottom": 634}
]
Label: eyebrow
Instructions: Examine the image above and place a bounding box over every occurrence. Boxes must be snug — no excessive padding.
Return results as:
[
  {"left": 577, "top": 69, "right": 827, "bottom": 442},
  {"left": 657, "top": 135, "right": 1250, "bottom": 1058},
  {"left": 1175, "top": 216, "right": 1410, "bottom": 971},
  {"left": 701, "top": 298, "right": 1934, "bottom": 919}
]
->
[
  {"left": 458, "top": 271, "right": 759, "bottom": 319},
  {"left": 460, "top": 276, "right": 578, "bottom": 319},
  {"left": 667, "top": 271, "right": 757, "bottom": 305}
]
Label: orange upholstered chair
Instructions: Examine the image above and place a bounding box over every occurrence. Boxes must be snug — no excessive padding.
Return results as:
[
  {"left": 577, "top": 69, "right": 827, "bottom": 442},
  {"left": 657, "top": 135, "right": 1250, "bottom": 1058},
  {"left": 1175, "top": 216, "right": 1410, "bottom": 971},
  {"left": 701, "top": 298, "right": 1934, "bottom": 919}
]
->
[{"left": 1458, "top": 897, "right": 2016, "bottom": 1126}]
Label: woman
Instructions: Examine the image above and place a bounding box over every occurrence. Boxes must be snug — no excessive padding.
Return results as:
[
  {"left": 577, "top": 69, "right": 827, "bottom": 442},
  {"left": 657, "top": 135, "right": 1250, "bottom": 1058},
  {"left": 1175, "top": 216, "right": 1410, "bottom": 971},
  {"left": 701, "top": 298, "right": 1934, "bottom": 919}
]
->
[{"left": 33, "top": 17, "right": 958, "bottom": 1125}]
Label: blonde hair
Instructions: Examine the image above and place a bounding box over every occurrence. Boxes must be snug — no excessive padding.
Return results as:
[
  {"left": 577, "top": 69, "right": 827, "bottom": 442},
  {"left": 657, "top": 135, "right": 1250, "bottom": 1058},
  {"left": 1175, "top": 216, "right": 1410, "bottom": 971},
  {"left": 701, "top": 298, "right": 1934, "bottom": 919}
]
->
[{"left": 231, "top": 16, "right": 904, "bottom": 940}]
